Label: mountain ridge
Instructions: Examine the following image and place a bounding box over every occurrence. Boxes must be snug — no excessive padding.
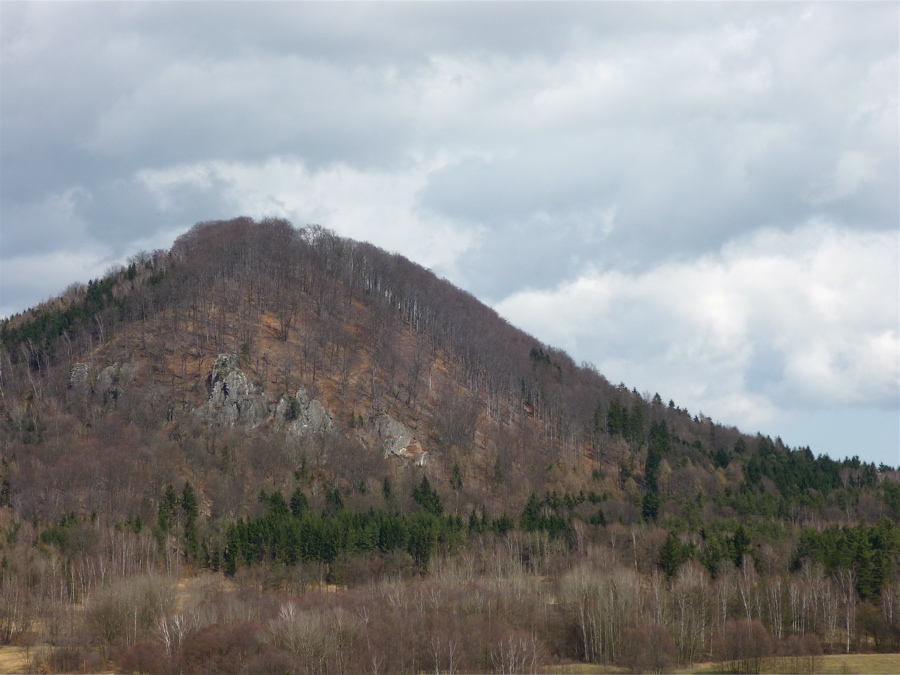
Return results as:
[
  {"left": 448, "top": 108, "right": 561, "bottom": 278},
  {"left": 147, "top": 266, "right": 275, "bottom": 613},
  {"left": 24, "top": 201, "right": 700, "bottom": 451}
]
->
[{"left": 0, "top": 217, "right": 897, "bottom": 673}]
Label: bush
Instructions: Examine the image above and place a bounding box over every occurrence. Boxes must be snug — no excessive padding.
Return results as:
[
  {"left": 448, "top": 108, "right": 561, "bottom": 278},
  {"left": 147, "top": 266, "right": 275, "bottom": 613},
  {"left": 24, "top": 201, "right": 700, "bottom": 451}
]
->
[
  {"left": 178, "top": 622, "right": 264, "bottom": 674},
  {"left": 712, "top": 619, "right": 773, "bottom": 674},
  {"left": 779, "top": 633, "right": 823, "bottom": 674},
  {"left": 619, "top": 624, "right": 677, "bottom": 674},
  {"left": 119, "top": 642, "right": 172, "bottom": 674}
]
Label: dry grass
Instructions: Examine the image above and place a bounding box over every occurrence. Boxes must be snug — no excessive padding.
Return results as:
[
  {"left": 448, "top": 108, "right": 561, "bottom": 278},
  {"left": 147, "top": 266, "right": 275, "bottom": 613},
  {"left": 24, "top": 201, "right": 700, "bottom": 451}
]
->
[
  {"left": 689, "top": 653, "right": 900, "bottom": 674},
  {"left": 551, "top": 654, "right": 900, "bottom": 675},
  {"left": 811, "top": 653, "right": 900, "bottom": 674},
  {"left": 549, "top": 664, "right": 629, "bottom": 674},
  {"left": 0, "top": 646, "right": 28, "bottom": 674}
]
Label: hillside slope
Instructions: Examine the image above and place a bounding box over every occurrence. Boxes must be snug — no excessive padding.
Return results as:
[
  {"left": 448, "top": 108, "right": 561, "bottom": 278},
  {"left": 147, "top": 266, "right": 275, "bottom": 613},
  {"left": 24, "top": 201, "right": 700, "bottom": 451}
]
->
[{"left": 0, "top": 217, "right": 897, "bottom": 672}]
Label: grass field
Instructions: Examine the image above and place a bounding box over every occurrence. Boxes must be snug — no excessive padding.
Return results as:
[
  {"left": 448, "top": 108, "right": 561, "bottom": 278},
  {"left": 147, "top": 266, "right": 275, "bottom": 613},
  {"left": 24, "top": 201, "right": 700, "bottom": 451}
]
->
[
  {"left": 551, "top": 653, "right": 900, "bottom": 674},
  {"left": 2, "top": 648, "right": 895, "bottom": 674},
  {"left": 0, "top": 646, "right": 27, "bottom": 674},
  {"left": 804, "top": 653, "right": 900, "bottom": 674}
]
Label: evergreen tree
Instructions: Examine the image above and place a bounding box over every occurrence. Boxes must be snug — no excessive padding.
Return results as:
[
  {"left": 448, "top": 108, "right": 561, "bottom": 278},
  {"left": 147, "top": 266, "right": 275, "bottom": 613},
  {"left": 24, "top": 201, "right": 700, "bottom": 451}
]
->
[
  {"left": 732, "top": 525, "right": 751, "bottom": 566},
  {"left": 412, "top": 475, "right": 443, "bottom": 516},
  {"left": 290, "top": 487, "right": 308, "bottom": 517},
  {"left": 659, "top": 532, "right": 684, "bottom": 578},
  {"left": 451, "top": 463, "right": 463, "bottom": 491},
  {"left": 521, "top": 492, "right": 542, "bottom": 532}
]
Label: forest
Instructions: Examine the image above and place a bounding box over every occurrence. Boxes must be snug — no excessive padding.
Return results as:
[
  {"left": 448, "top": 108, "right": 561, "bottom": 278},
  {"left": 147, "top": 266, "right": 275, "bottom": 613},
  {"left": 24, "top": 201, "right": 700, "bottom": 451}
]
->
[{"left": 0, "top": 217, "right": 897, "bottom": 673}]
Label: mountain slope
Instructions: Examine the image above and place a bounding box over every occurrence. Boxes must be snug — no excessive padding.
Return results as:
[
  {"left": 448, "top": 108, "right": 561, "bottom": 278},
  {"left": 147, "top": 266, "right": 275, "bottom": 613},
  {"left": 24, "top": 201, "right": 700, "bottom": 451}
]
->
[{"left": 0, "top": 217, "right": 898, "bottom": 672}]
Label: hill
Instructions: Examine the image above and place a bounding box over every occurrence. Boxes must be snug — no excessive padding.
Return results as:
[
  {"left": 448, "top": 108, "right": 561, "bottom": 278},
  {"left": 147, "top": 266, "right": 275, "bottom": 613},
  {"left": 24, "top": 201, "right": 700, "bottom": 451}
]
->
[{"left": 0, "top": 217, "right": 898, "bottom": 673}]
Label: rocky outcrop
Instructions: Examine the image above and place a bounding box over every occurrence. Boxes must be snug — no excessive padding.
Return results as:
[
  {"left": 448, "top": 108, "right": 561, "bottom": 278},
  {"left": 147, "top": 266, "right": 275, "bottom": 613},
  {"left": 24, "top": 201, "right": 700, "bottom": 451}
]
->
[
  {"left": 96, "top": 362, "right": 136, "bottom": 405},
  {"left": 195, "top": 354, "right": 269, "bottom": 428},
  {"left": 68, "top": 363, "right": 91, "bottom": 389},
  {"left": 375, "top": 414, "right": 428, "bottom": 465},
  {"left": 276, "top": 387, "right": 334, "bottom": 439}
]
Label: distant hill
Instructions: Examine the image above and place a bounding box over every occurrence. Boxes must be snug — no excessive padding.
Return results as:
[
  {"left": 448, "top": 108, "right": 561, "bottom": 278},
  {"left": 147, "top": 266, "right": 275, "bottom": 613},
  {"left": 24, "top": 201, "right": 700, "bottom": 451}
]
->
[{"left": 0, "top": 217, "right": 897, "bottom": 673}]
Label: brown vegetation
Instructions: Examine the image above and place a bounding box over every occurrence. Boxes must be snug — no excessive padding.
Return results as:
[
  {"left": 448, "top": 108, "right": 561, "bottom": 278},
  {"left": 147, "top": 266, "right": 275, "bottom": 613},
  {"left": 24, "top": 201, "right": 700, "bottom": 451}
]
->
[{"left": 0, "top": 218, "right": 898, "bottom": 673}]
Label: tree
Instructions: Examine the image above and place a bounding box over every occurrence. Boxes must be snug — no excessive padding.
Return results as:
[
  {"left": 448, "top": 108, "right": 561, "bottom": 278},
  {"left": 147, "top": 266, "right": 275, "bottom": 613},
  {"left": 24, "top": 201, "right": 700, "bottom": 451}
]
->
[
  {"left": 520, "top": 493, "right": 542, "bottom": 532},
  {"left": 290, "top": 488, "right": 308, "bottom": 517},
  {"left": 411, "top": 475, "right": 443, "bottom": 516},
  {"left": 181, "top": 482, "right": 199, "bottom": 559},
  {"left": 659, "top": 532, "right": 684, "bottom": 578},
  {"left": 732, "top": 525, "right": 751, "bottom": 566}
]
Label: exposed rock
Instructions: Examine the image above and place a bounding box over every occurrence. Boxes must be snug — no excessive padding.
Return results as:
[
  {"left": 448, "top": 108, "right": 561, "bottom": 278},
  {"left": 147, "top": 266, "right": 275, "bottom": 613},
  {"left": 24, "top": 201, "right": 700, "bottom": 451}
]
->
[
  {"left": 68, "top": 363, "right": 91, "bottom": 389},
  {"left": 375, "top": 414, "right": 427, "bottom": 464},
  {"left": 278, "top": 387, "right": 334, "bottom": 439},
  {"left": 96, "top": 362, "right": 136, "bottom": 405},
  {"left": 195, "top": 354, "right": 269, "bottom": 428}
]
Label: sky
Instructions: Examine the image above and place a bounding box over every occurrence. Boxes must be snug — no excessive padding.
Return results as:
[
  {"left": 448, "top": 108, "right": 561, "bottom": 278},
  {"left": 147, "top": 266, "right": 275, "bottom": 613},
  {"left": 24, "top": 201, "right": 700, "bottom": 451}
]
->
[{"left": 1, "top": 2, "right": 897, "bottom": 467}]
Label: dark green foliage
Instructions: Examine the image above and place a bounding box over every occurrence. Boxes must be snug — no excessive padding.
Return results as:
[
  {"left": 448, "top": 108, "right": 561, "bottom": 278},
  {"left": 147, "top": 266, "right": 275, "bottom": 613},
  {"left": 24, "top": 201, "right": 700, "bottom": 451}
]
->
[
  {"left": 519, "top": 491, "right": 570, "bottom": 536},
  {"left": 411, "top": 475, "right": 443, "bottom": 516},
  {"left": 157, "top": 484, "right": 179, "bottom": 533},
  {"left": 451, "top": 462, "right": 463, "bottom": 491},
  {"left": 324, "top": 484, "right": 344, "bottom": 512},
  {"left": 493, "top": 513, "right": 515, "bottom": 534},
  {"left": 219, "top": 490, "right": 472, "bottom": 576},
  {"left": 606, "top": 398, "right": 627, "bottom": 438},
  {"left": 606, "top": 396, "right": 647, "bottom": 445},
  {"left": 289, "top": 487, "right": 308, "bottom": 517},
  {"left": 645, "top": 421, "right": 669, "bottom": 494},
  {"left": 260, "top": 489, "right": 290, "bottom": 516},
  {"left": 731, "top": 525, "right": 751, "bottom": 566},
  {"left": 529, "top": 346, "right": 551, "bottom": 366},
  {"left": 641, "top": 491, "right": 660, "bottom": 523},
  {"left": 181, "top": 482, "right": 198, "bottom": 520},
  {"left": 38, "top": 512, "right": 78, "bottom": 551},
  {"left": 713, "top": 447, "right": 731, "bottom": 469},
  {"left": 0, "top": 459, "right": 11, "bottom": 508},
  {"left": 181, "top": 482, "right": 199, "bottom": 559},
  {"left": 794, "top": 517, "right": 900, "bottom": 599},
  {"left": 658, "top": 532, "right": 691, "bottom": 578},
  {"left": 883, "top": 480, "right": 900, "bottom": 516},
  {"left": 520, "top": 492, "right": 542, "bottom": 532},
  {"left": 286, "top": 396, "right": 302, "bottom": 421},
  {"left": 589, "top": 508, "right": 607, "bottom": 526},
  {"left": 1, "top": 276, "right": 119, "bottom": 364}
]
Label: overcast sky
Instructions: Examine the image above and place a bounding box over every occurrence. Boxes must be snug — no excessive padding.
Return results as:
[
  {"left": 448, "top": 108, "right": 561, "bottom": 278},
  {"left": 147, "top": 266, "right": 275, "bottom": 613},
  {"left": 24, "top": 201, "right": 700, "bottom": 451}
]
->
[{"left": 1, "top": 2, "right": 897, "bottom": 467}]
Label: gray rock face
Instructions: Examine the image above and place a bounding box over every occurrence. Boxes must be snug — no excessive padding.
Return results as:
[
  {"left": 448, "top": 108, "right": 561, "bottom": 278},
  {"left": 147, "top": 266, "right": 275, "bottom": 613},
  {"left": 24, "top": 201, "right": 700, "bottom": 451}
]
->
[
  {"left": 375, "top": 414, "right": 428, "bottom": 465},
  {"left": 278, "top": 387, "right": 334, "bottom": 439},
  {"left": 195, "top": 354, "right": 269, "bottom": 428},
  {"left": 68, "top": 363, "right": 91, "bottom": 389},
  {"left": 96, "top": 362, "right": 136, "bottom": 406}
]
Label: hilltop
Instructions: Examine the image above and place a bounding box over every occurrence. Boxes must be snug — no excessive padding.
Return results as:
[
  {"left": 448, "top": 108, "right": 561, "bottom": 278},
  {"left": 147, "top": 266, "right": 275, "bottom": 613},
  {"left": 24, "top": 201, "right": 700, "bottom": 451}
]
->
[{"left": 0, "top": 217, "right": 897, "bottom": 673}]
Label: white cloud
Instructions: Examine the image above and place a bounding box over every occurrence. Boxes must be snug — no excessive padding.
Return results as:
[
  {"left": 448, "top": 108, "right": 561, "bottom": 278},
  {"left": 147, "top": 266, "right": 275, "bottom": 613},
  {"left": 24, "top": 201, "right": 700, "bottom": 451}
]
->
[
  {"left": 494, "top": 223, "right": 899, "bottom": 431},
  {"left": 136, "top": 156, "right": 480, "bottom": 278},
  {"left": 2, "top": 1, "right": 897, "bottom": 463},
  {"left": 0, "top": 248, "right": 114, "bottom": 320}
]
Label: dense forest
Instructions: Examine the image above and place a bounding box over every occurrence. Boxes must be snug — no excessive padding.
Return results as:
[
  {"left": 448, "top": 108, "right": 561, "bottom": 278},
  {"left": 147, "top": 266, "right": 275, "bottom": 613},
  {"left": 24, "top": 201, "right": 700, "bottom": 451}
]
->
[{"left": 0, "top": 217, "right": 898, "bottom": 673}]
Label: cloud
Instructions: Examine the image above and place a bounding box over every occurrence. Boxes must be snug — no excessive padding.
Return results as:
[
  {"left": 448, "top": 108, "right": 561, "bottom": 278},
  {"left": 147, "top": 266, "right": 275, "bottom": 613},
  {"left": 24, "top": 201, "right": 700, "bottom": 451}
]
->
[
  {"left": 494, "top": 223, "right": 899, "bottom": 430},
  {"left": 2, "top": 1, "right": 897, "bottom": 463},
  {"left": 135, "top": 156, "right": 480, "bottom": 278}
]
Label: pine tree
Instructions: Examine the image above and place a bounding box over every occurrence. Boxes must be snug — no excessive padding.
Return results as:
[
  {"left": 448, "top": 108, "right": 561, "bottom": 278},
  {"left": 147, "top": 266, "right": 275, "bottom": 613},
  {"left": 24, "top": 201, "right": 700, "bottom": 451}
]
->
[
  {"left": 659, "top": 532, "right": 683, "bottom": 578},
  {"left": 290, "top": 487, "right": 308, "bottom": 517},
  {"left": 521, "top": 492, "right": 542, "bottom": 532}
]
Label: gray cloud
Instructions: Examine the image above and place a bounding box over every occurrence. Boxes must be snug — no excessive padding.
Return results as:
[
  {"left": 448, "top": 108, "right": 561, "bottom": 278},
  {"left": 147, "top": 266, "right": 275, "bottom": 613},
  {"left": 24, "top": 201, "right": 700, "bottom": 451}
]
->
[{"left": 1, "top": 1, "right": 897, "bottom": 464}]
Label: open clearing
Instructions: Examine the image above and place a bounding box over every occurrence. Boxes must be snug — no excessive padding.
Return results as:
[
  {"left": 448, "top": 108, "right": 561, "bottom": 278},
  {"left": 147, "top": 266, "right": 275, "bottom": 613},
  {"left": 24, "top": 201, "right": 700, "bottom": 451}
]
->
[
  {"left": 551, "top": 653, "right": 900, "bottom": 674},
  {"left": 1, "top": 647, "right": 896, "bottom": 674},
  {"left": 0, "top": 647, "right": 27, "bottom": 674}
]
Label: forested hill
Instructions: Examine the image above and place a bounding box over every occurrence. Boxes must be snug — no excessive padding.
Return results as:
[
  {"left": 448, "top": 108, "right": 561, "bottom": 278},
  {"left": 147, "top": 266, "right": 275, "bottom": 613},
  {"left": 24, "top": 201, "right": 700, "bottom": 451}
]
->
[{"left": 0, "top": 217, "right": 898, "bottom": 673}]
